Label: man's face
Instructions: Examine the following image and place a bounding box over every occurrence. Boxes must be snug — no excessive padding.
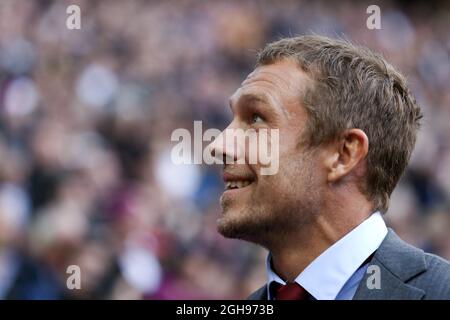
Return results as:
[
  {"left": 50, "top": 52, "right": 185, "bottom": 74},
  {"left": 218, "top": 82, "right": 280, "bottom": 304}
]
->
[{"left": 209, "top": 59, "right": 326, "bottom": 246}]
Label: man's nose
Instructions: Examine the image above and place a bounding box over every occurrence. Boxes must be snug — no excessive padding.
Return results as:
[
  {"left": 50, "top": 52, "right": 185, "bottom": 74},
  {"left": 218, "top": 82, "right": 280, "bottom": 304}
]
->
[{"left": 207, "top": 127, "right": 243, "bottom": 164}]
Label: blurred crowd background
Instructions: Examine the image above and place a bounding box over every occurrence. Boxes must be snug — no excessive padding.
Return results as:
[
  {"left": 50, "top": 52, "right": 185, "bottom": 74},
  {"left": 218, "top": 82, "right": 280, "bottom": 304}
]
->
[{"left": 0, "top": 0, "right": 449, "bottom": 299}]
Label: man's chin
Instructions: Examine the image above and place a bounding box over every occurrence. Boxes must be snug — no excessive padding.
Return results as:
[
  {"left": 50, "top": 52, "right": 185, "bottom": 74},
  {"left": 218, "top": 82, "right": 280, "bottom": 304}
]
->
[
  {"left": 216, "top": 210, "right": 249, "bottom": 240},
  {"left": 216, "top": 208, "right": 266, "bottom": 242}
]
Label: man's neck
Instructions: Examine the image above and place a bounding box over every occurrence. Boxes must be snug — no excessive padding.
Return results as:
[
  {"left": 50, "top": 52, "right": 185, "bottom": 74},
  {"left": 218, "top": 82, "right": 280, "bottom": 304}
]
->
[{"left": 269, "top": 209, "right": 372, "bottom": 282}]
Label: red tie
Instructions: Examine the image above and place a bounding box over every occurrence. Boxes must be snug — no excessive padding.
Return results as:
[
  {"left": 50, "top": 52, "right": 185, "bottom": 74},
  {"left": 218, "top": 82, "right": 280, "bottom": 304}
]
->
[{"left": 271, "top": 282, "right": 309, "bottom": 300}]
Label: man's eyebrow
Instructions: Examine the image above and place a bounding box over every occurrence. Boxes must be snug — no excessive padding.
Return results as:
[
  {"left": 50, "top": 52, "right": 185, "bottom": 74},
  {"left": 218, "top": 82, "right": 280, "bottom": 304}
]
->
[
  {"left": 229, "top": 92, "right": 287, "bottom": 117},
  {"left": 229, "top": 93, "right": 271, "bottom": 111}
]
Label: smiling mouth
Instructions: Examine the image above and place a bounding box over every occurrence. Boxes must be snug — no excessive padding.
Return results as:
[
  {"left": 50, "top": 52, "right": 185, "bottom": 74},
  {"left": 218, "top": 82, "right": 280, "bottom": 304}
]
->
[{"left": 225, "top": 180, "right": 253, "bottom": 190}]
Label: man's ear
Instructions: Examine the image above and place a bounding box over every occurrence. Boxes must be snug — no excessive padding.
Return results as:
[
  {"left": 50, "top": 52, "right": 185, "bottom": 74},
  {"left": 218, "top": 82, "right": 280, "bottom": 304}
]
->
[{"left": 324, "top": 129, "right": 369, "bottom": 183}]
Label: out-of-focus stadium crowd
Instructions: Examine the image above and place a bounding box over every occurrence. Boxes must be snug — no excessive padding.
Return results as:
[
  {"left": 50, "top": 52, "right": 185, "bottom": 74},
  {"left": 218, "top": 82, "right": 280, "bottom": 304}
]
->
[{"left": 0, "top": 0, "right": 449, "bottom": 299}]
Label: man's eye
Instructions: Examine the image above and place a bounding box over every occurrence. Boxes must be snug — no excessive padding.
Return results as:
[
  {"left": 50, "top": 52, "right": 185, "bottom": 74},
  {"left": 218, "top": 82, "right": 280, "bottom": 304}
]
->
[{"left": 251, "top": 114, "right": 264, "bottom": 124}]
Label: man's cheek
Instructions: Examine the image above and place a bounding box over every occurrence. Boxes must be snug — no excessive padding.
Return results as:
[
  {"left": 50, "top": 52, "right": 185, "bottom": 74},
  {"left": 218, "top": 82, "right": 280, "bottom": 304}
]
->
[{"left": 257, "top": 128, "right": 280, "bottom": 176}]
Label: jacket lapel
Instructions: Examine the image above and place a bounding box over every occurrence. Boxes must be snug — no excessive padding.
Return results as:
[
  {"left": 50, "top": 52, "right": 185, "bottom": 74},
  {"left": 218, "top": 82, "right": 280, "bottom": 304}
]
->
[
  {"left": 353, "top": 229, "right": 426, "bottom": 300},
  {"left": 247, "top": 284, "right": 268, "bottom": 300}
]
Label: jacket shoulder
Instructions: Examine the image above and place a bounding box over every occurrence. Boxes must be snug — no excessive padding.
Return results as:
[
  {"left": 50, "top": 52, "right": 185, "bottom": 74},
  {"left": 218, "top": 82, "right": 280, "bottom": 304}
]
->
[
  {"left": 354, "top": 229, "right": 450, "bottom": 300},
  {"left": 410, "top": 252, "right": 450, "bottom": 299}
]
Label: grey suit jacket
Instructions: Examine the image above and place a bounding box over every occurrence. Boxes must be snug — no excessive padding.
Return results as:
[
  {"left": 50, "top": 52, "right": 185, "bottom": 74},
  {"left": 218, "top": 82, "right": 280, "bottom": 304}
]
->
[{"left": 247, "top": 229, "right": 450, "bottom": 300}]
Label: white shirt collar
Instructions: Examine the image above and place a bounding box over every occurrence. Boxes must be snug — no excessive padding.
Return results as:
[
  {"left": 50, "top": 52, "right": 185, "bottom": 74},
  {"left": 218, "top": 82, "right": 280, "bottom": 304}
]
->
[{"left": 266, "top": 211, "right": 388, "bottom": 300}]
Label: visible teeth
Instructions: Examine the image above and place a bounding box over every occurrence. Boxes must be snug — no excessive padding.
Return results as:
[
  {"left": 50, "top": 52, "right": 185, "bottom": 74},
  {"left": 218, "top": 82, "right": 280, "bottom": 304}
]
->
[
  {"left": 242, "top": 181, "right": 250, "bottom": 187},
  {"left": 226, "top": 180, "right": 251, "bottom": 189}
]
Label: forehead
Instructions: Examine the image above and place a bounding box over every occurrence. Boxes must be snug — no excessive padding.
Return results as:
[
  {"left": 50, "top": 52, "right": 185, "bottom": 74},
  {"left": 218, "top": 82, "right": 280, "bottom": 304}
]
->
[{"left": 230, "top": 59, "right": 310, "bottom": 108}]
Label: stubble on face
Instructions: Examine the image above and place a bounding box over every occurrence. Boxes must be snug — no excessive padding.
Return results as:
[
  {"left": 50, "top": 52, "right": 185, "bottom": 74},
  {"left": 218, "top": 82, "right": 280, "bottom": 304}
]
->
[
  {"left": 217, "top": 148, "right": 320, "bottom": 248},
  {"left": 216, "top": 60, "right": 322, "bottom": 248}
]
